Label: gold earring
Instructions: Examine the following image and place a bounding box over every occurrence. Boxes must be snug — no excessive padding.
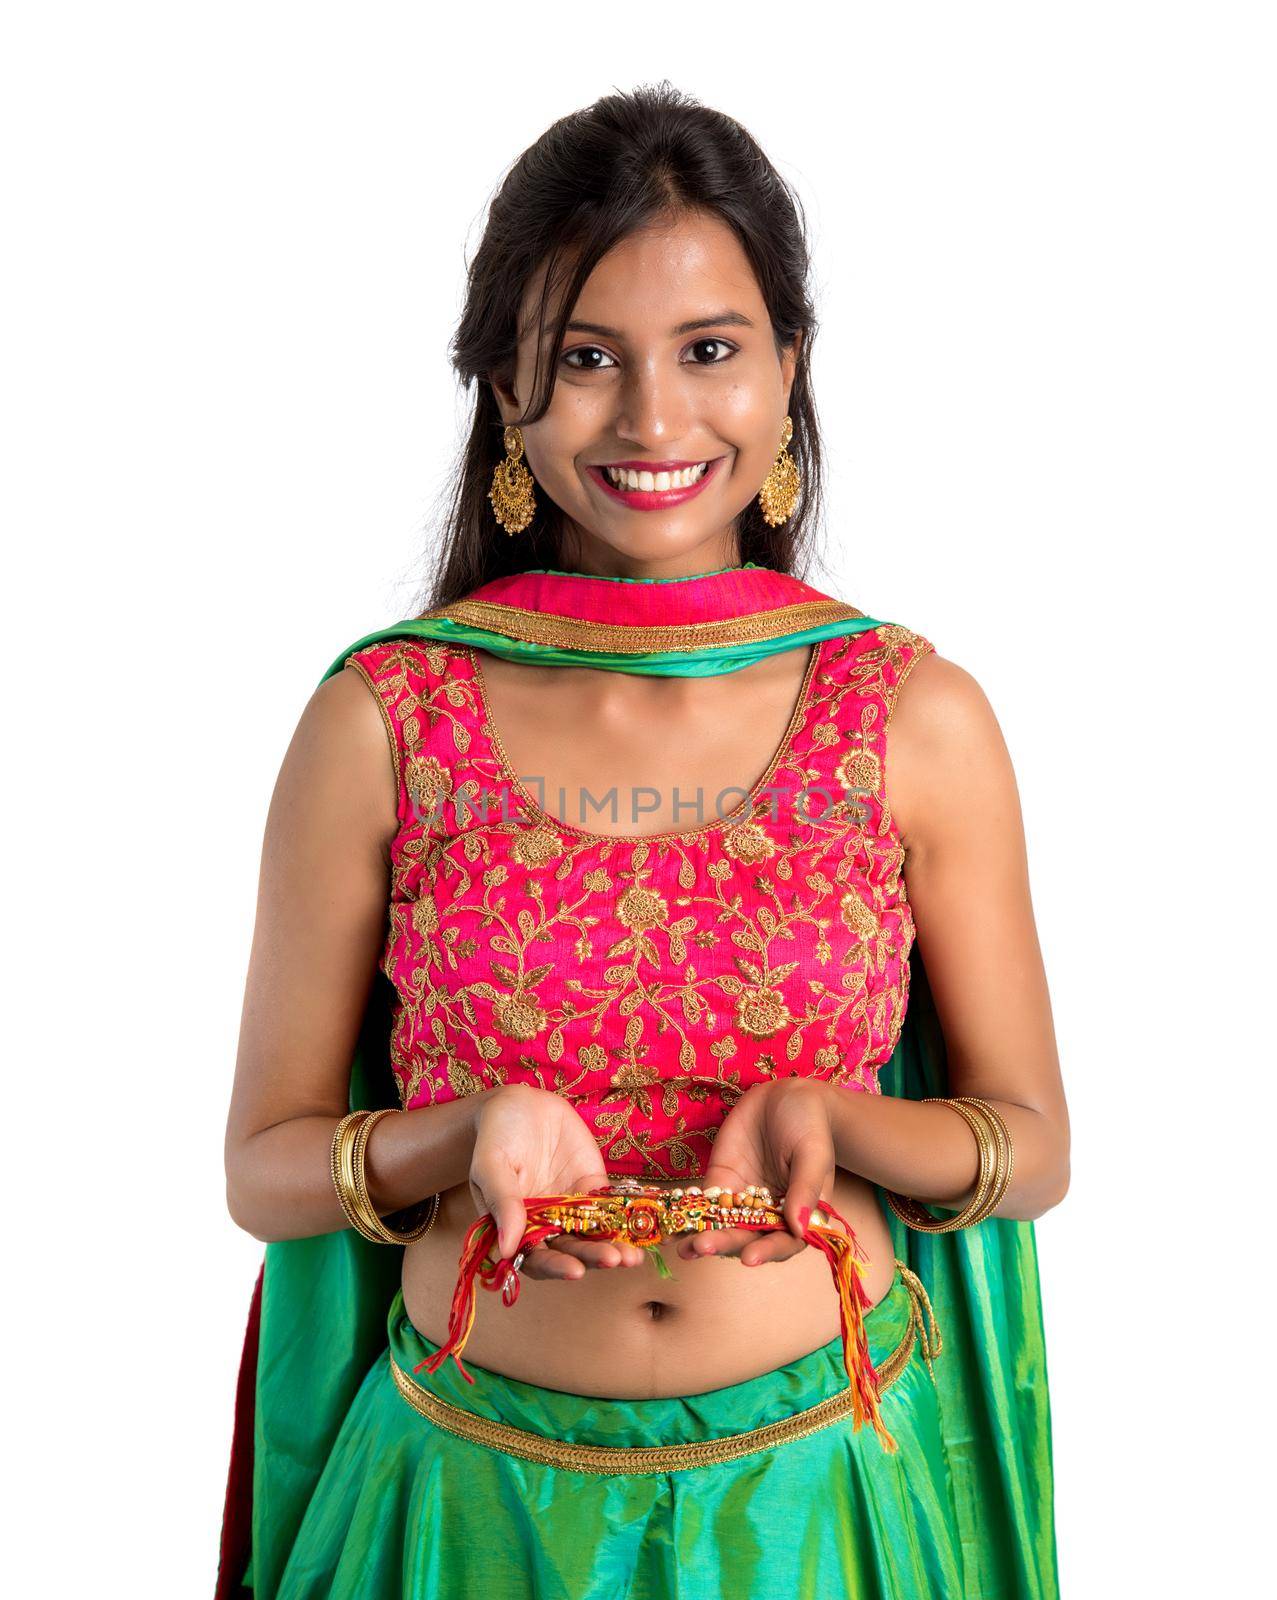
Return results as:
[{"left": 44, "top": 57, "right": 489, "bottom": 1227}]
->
[
  {"left": 757, "top": 415, "right": 800, "bottom": 526},
  {"left": 489, "top": 425, "right": 537, "bottom": 536}
]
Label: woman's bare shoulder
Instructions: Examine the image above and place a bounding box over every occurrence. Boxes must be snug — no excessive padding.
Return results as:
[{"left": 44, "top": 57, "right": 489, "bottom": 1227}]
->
[
  {"left": 885, "top": 650, "right": 1019, "bottom": 852},
  {"left": 267, "top": 664, "right": 400, "bottom": 847}
]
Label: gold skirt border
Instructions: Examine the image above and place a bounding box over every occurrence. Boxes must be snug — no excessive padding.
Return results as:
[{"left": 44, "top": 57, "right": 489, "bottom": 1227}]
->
[{"left": 388, "top": 1259, "right": 942, "bottom": 1476}]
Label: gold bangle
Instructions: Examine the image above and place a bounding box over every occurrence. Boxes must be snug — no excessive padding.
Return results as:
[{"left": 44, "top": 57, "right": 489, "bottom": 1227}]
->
[
  {"left": 943, "top": 1098, "right": 1008, "bottom": 1222},
  {"left": 884, "top": 1099, "right": 996, "bottom": 1231},
  {"left": 338, "top": 1109, "right": 440, "bottom": 1245},
  {"left": 331, "top": 1110, "right": 373, "bottom": 1234},
  {"left": 929, "top": 1097, "right": 1004, "bottom": 1226},
  {"left": 333, "top": 1110, "right": 388, "bottom": 1239},
  {"left": 330, "top": 1108, "right": 441, "bottom": 1245},
  {"left": 351, "top": 1108, "right": 441, "bottom": 1244},
  {"left": 951, "top": 1097, "right": 1014, "bottom": 1216},
  {"left": 932, "top": 1097, "right": 1011, "bottom": 1221},
  {"left": 884, "top": 1097, "right": 1000, "bottom": 1232}
]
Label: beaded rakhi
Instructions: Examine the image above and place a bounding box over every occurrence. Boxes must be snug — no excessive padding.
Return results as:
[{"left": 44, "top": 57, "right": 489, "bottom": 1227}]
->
[{"left": 414, "top": 1176, "right": 898, "bottom": 1453}]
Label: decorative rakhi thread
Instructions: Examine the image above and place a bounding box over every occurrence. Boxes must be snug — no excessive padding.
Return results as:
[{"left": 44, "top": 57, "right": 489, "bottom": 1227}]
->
[{"left": 413, "top": 1178, "right": 899, "bottom": 1453}]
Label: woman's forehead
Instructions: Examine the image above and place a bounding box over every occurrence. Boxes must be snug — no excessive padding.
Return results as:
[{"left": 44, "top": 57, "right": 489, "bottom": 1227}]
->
[{"left": 518, "top": 219, "right": 762, "bottom": 346}]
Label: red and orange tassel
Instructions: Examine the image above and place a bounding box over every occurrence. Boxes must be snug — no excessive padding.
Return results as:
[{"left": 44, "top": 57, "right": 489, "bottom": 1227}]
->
[{"left": 413, "top": 1183, "right": 898, "bottom": 1454}]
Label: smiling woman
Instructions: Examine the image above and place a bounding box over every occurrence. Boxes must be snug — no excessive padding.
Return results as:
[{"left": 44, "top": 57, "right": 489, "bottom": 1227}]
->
[
  {"left": 484, "top": 210, "right": 805, "bottom": 575},
  {"left": 218, "top": 80, "right": 1065, "bottom": 1600}
]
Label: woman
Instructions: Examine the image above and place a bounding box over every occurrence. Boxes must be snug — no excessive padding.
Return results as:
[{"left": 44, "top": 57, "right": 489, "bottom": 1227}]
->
[{"left": 218, "top": 84, "right": 1068, "bottom": 1599}]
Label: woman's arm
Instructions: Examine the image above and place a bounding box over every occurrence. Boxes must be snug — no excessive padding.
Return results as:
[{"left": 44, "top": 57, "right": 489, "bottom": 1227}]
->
[
  {"left": 223, "top": 665, "right": 484, "bottom": 1244},
  {"left": 825, "top": 651, "right": 1071, "bottom": 1222}
]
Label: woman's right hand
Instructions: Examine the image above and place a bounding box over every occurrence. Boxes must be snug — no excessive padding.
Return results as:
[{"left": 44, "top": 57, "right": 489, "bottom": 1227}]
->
[{"left": 469, "top": 1083, "right": 648, "bottom": 1281}]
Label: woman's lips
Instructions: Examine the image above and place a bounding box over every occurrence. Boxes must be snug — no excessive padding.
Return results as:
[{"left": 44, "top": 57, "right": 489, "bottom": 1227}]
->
[{"left": 587, "top": 455, "right": 725, "bottom": 510}]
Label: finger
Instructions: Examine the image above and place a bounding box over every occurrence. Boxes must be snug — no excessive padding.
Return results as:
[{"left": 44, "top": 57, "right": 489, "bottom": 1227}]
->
[
  {"left": 521, "top": 1240, "right": 648, "bottom": 1277},
  {"left": 545, "top": 1236, "right": 645, "bottom": 1270},
  {"left": 473, "top": 1177, "right": 528, "bottom": 1260},
  {"left": 676, "top": 1226, "right": 761, "bottom": 1260},
  {"left": 518, "top": 1241, "right": 588, "bottom": 1280},
  {"left": 739, "top": 1230, "right": 809, "bottom": 1267},
  {"left": 520, "top": 1247, "right": 585, "bottom": 1282},
  {"left": 783, "top": 1139, "right": 835, "bottom": 1242}
]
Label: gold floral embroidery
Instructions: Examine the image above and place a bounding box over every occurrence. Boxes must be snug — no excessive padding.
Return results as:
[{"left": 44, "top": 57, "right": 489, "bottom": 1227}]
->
[
  {"left": 839, "top": 889, "right": 882, "bottom": 943},
  {"left": 511, "top": 826, "right": 562, "bottom": 869},
  {"left": 348, "top": 623, "right": 933, "bottom": 1178},
  {"left": 406, "top": 754, "right": 452, "bottom": 821},
  {"left": 492, "top": 993, "right": 548, "bottom": 1041},
  {"left": 615, "top": 882, "right": 669, "bottom": 931},
  {"left": 721, "top": 822, "right": 776, "bottom": 864},
  {"left": 834, "top": 717, "right": 883, "bottom": 795},
  {"left": 735, "top": 987, "right": 791, "bottom": 1039}
]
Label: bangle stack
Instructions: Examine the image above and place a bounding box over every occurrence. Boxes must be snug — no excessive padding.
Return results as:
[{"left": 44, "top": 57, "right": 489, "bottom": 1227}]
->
[
  {"left": 884, "top": 1096, "right": 1015, "bottom": 1233},
  {"left": 331, "top": 1108, "right": 441, "bottom": 1244}
]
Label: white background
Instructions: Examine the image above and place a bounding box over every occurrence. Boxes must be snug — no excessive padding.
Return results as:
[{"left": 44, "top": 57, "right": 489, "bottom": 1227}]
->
[{"left": 5, "top": 3, "right": 1272, "bottom": 1593}]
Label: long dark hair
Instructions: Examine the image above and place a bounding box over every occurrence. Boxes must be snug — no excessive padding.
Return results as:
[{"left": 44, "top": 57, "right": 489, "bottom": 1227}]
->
[{"left": 419, "top": 81, "right": 827, "bottom": 612}]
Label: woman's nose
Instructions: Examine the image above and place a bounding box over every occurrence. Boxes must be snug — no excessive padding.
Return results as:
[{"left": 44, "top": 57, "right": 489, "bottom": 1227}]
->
[{"left": 613, "top": 364, "right": 693, "bottom": 448}]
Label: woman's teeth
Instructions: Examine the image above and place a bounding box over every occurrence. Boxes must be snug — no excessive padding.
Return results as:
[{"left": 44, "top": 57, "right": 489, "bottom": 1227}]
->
[{"left": 603, "top": 462, "right": 709, "bottom": 491}]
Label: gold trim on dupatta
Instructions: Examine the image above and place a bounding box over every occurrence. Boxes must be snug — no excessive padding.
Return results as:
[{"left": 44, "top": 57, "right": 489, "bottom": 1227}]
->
[{"left": 417, "top": 598, "right": 866, "bottom": 654}]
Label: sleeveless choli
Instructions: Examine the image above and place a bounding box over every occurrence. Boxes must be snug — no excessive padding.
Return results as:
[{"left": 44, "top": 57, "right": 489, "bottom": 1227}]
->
[{"left": 344, "top": 622, "right": 935, "bottom": 1179}]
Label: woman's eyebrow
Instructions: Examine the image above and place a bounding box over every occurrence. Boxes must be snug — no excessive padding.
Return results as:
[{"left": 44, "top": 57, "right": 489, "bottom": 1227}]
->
[{"left": 563, "top": 310, "right": 755, "bottom": 338}]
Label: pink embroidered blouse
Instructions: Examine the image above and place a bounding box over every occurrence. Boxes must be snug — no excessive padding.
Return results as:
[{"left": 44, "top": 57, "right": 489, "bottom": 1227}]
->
[{"left": 345, "top": 624, "right": 935, "bottom": 1179}]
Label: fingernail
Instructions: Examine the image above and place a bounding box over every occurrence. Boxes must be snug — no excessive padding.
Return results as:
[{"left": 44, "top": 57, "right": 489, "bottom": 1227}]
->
[{"left": 796, "top": 1205, "right": 811, "bottom": 1236}]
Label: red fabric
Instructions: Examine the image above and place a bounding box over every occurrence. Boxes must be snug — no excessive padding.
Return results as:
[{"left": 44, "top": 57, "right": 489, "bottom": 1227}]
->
[
  {"left": 214, "top": 1262, "right": 262, "bottom": 1599},
  {"left": 344, "top": 623, "right": 936, "bottom": 1178},
  {"left": 461, "top": 564, "right": 837, "bottom": 626}
]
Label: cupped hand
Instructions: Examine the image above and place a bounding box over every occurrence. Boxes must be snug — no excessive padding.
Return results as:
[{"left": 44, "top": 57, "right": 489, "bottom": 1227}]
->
[
  {"left": 469, "top": 1083, "right": 647, "bottom": 1281},
  {"left": 676, "top": 1079, "right": 840, "bottom": 1269}
]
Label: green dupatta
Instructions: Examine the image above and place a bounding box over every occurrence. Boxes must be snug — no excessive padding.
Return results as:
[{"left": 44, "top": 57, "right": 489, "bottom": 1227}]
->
[{"left": 216, "top": 571, "right": 1058, "bottom": 1599}]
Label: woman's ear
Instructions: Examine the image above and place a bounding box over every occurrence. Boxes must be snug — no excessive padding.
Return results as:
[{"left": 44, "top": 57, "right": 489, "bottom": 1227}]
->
[
  {"left": 488, "top": 369, "right": 520, "bottom": 424},
  {"left": 781, "top": 329, "right": 803, "bottom": 406}
]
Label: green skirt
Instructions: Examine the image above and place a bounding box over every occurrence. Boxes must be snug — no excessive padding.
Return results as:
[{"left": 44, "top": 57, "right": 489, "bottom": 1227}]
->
[{"left": 272, "top": 1259, "right": 967, "bottom": 1599}]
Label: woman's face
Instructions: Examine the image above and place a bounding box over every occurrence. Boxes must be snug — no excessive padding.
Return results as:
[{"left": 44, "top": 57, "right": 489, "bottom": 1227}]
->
[{"left": 490, "top": 209, "right": 801, "bottom": 578}]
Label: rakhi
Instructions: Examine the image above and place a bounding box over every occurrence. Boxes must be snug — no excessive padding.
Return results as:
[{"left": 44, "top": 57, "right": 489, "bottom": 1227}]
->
[{"left": 414, "top": 1177, "right": 899, "bottom": 1453}]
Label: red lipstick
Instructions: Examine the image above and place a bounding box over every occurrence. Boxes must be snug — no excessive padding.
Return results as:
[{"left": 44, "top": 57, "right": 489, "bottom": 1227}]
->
[{"left": 587, "top": 455, "right": 725, "bottom": 511}]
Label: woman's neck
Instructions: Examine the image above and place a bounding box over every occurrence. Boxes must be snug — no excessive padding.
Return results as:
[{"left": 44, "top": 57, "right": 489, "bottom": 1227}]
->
[{"left": 551, "top": 531, "right": 744, "bottom": 582}]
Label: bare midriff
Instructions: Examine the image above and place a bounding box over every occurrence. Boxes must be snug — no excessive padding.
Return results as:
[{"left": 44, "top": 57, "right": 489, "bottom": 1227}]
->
[{"left": 400, "top": 1165, "right": 895, "bottom": 1399}]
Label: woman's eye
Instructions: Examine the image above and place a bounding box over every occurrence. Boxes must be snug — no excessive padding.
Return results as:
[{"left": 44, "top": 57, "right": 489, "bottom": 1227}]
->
[
  {"left": 686, "top": 338, "right": 738, "bottom": 365},
  {"left": 561, "top": 346, "right": 618, "bottom": 371},
  {"left": 560, "top": 338, "right": 739, "bottom": 372}
]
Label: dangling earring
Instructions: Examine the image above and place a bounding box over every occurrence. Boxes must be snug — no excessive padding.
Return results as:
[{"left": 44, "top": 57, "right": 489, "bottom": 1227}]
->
[
  {"left": 757, "top": 415, "right": 800, "bottom": 526},
  {"left": 489, "top": 425, "right": 537, "bottom": 536}
]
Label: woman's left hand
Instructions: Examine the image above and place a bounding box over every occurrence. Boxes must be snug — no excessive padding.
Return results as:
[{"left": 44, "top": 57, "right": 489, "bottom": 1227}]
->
[{"left": 675, "top": 1079, "right": 839, "bottom": 1268}]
